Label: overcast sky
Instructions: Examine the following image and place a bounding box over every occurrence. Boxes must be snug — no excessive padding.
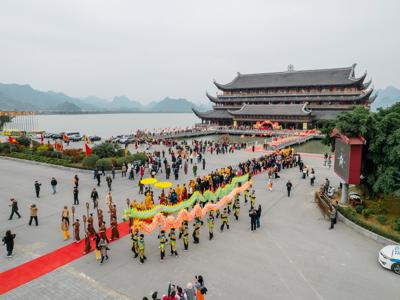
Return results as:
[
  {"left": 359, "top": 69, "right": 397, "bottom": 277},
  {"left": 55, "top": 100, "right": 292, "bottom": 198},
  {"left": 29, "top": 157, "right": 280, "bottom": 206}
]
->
[{"left": 0, "top": 0, "right": 399, "bottom": 103}]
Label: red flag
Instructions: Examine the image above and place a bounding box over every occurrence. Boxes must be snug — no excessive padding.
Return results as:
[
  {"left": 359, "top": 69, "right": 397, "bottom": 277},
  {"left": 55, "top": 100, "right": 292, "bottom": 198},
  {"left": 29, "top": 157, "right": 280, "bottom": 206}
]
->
[
  {"left": 84, "top": 142, "right": 92, "bottom": 156},
  {"left": 54, "top": 142, "right": 63, "bottom": 152},
  {"left": 8, "top": 136, "right": 19, "bottom": 144}
]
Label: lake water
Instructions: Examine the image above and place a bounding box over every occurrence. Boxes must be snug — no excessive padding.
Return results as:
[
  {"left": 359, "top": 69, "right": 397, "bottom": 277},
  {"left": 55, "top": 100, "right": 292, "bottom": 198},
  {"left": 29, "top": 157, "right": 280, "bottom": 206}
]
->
[
  {"left": 4, "top": 113, "right": 330, "bottom": 154},
  {"left": 5, "top": 113, "right": 199, "bottom": 137}
]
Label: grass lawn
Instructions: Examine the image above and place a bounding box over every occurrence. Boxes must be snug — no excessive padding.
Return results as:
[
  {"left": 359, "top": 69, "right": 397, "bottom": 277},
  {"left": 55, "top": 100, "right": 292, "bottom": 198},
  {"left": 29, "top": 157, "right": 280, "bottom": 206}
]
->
[{"left": 336, "top": 187, "right": 400, "bottom": 243}]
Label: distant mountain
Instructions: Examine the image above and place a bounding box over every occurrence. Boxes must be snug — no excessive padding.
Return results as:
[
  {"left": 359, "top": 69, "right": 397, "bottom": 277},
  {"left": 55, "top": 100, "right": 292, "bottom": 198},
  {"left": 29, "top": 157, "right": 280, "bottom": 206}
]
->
[
  {"left": 111, "top": 96, "right": 142, "bottom": 110},
  {"left": 372, "top": 86, "right": 400, "bottom": 111},
  {"left": 0, "top": 82, "right": 206, "bottom": 113},
  {"left": 145, "top": 97, "right": 196, "bottom": 113},
  {"left": 51, "top": 101, "right": 82, "bottom": 113},
  {"left": 0, "top": 91, "right": 36, "bottom": 111}
]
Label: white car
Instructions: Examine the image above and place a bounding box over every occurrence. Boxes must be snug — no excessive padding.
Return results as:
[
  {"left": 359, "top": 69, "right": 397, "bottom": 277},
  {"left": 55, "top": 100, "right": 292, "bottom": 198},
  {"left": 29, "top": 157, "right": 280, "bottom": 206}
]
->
[{"left": 378, "top": 245, "right": 400, "bottom": 275}]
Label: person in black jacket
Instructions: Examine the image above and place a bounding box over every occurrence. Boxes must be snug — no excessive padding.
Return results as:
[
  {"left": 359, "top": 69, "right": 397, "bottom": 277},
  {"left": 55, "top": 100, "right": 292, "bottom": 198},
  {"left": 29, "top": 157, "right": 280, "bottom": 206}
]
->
[
  {"left": 2, "top": 230, "right": 16, "bottom": 257},
  {"left": 286, "top": 180, "right": 293, "bottom": 197},
  {"left": 91, "top": 188, "right": 99, "bottom": 208},
  {"left": 50, "top": 177, "right": 58, "bottom": 194},
  {"left": 73, "top": 186, "right": 79, "bottom": 205},
  {"left": 34, "top": 181, "right": 41, "bottom": 198},
  {"left": 256, "top": 204, "right": 262, "bottom": 228},
  {"left": 249, "top": 208, "right": 257, "bottom": 231},
  {"left": 8, "top": 198, "right": 21, "bottom": 220}
]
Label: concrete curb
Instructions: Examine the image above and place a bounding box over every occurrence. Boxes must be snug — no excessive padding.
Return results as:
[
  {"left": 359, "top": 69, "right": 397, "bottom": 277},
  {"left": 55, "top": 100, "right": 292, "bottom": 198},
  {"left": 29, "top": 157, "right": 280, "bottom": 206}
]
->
[
  {"left": 0, "top": 156, "right": 93, "bottom": 174},
  {"left": 337, "top": 211, "right": 399, "bottom": 246}
]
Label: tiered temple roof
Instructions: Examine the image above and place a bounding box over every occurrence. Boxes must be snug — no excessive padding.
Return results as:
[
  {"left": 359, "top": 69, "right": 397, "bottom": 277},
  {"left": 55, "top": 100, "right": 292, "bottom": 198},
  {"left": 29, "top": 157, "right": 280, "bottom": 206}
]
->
[
  {"left": 194, "top": 64, "right": 375, "bottom": 126},
  {"left": 213, "top": 64, "right": 366, "bottom": 90}
]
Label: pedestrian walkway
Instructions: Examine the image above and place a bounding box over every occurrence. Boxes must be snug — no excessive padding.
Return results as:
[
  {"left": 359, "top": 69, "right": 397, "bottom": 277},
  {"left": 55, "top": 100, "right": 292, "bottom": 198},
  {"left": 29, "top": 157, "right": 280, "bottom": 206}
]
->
[{"left": 0, "top": 222, "right": 129, "bottom": 294}]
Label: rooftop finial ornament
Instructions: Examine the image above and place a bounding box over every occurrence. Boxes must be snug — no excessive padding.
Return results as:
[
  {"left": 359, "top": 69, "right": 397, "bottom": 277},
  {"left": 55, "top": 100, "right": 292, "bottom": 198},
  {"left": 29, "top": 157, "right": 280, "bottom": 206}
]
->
[{"left": 287, "top": 64, "right": 294, "bottom": 72}]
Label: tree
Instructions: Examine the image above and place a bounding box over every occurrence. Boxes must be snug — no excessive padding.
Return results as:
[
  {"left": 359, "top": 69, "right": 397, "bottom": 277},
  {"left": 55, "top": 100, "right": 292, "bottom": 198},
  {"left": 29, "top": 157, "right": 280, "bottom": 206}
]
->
[
  {"left": 91, "top": 142, "right": 120, "bottom": 158},
  {"left": 325, "top": 103, "right": 400, "bottom": 196}
]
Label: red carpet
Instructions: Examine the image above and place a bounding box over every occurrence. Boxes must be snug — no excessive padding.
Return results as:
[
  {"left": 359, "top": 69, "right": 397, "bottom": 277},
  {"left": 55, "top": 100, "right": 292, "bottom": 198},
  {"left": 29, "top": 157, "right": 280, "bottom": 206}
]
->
[{"left": 0, "top": 221, "right": 130, "bottom": 295}]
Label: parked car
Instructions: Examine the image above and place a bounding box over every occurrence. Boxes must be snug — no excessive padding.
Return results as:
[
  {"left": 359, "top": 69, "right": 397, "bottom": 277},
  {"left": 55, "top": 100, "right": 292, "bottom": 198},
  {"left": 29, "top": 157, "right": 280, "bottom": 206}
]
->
[
  {"left": 118, "top": 136, "right": 129, "bottom": 144},
  {"left": 51, "top": 133, "right": 62, "bottom": 140},
  {"left": 349, "top": 192, "right": 362, "bottom": 207},
  {"left": 378, "top": 245, "right": 400, "bottom": 275},
  {"left": 66, "top": 132, "right": 80, "bottom": 137},
  {"left": 89, "top": 135, "right": 101, "bottom": 142},
  {"left": 69, "top": 135, "right": 82, "bottom": 142}
]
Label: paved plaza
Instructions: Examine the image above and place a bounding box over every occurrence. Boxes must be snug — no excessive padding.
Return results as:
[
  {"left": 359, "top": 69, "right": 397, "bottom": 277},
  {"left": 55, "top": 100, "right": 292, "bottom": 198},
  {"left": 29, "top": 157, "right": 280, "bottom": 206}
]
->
[{"left": 0, "top": 147, "right": 398, "bottom": 299}]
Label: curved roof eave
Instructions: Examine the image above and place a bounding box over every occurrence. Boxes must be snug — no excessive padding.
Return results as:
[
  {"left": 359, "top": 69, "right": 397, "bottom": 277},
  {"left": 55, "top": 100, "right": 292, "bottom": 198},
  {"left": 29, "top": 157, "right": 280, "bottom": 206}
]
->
[
  {"left": 205, "top": 92, "right": 219, "bottom": 103},
  {"left": 192, "top": 108, "right": 204, "bottom": 119},
  {"left": 358, "top": 88, "right": 374, "bottom": 100},
  {"left": 228, "top": 104, "right": 247, "bottom": 115},
  {"left": 368, "top": 93, "right": 378, "bottom": 104},
  {"left": 350, "top": 72, "right": 367, "bottom": 85},
  {"left": 363, "top": 79, "right": 372, "bottom": 89},
  {"left": 213, "top": 73, "right": 241, "bottom": 91}
]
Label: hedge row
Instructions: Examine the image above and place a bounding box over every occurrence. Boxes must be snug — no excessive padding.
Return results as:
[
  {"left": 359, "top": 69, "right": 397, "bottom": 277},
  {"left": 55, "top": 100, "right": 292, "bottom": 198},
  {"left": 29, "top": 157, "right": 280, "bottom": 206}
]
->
[
  {"left": 82, "top": 153, "right": 148, "bottom": 170},
  {"left": 339, "top": 206, "right": 400, "bottom": 243},
  {"left": 1, "top": 151, "right": 148, "bottom": 171},
  {"left": 4, "top": 152, "right": 87, "bottom": 170}
]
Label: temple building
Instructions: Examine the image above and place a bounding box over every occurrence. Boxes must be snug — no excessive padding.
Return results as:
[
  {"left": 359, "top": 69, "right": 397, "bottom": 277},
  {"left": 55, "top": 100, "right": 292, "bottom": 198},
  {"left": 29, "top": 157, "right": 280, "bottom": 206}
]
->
[{"left": 193, "top": 64, "right": 375, "bottom": 129}]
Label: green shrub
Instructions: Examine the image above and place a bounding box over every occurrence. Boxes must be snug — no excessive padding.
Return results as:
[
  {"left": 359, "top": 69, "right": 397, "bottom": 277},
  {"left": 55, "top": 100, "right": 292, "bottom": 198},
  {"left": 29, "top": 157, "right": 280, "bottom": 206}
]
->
[
  {"left": 115, "top": 156, "right": 127, "bottom": 167},
  {"left": 36, "top": 144, "right": 51, "bottom": 153},
  {"left": 393, "top": 218, "right": 400, "bottom": 232},
  {"left": 116, "top": 148, "right": 127, "bottom": 157},
  {"left": 338, "top": 207, "right": 400, "bottom": 243},
  {"left": 95, "top": 157, "right": 113, "bottom": 170},
  {"left": 130, "top": 152, "right": 147, "bottom": 163},
  {"left": 362, "top": 208, "right": 371, "bottom": 219},
  {"left": 355, "top": 205, "right": 364, "bottom": 214},
  {"left": 16, "top": 136, "right": 31, "bottom": 147},
  {"left": 92, "top": 142, "right": 120, "bottom": 158},
  {"left": 376, "top": 215, "right": 387, "bottom": 225},
  {"left": 82, "top": 154, "right": 99, "bottom": 169}
]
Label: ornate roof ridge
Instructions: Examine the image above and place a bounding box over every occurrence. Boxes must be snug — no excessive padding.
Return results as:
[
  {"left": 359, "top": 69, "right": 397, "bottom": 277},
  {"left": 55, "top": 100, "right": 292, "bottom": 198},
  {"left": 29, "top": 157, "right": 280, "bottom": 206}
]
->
[{"left": 235, "top": 66, "right": 354, "bottom": 78}]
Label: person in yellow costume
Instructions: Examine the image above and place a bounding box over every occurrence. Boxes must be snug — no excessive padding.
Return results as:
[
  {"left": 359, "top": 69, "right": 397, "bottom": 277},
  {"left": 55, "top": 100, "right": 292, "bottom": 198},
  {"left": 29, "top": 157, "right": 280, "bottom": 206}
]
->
[
  {"left": 145, "top": 192, "right": 154, "bottom": 209},
  {"left": 61, "top": 219, "right": 70, "bottom": 240},
  {"left": 193, "top": 222, "right": 200, "bottom": 244},
  {"left": 233, "top": 196, "right": 240, "bottom": 221},
  {"left": 168, "top": 228, "right": 178, "bottom": 256},
  {"left": 158, "top": 230, "right": 167, "bottom": 262},
  {"left": 138, "top": 234, "right": 146, "bottom": 264},
  {"left": 220, "top": 208, "right": 230, "bottom": 231},
  {"left": 208, "top": 215, "right": 214, "bottom": 240},
  {"left": 182, "top": 221, "right": 189, "bottom": 250},
  {"left": 175, "top": 184, "right": 182, "bottom": 202},
  {"left": 244, "top": 188, "right": 249, "bottom": 204},
  {"left": 250, "top": 190, "right": 256, "bottom": 209}
]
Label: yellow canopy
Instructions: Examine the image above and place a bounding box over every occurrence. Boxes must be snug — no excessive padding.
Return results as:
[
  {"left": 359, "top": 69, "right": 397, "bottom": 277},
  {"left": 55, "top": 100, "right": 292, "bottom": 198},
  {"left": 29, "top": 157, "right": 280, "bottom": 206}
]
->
[
  {"left": 140, "top": 178, "right": 158, "bottom": 185},
  {"left": 154, "top": 181, "right": 173, "bottom": 189}
]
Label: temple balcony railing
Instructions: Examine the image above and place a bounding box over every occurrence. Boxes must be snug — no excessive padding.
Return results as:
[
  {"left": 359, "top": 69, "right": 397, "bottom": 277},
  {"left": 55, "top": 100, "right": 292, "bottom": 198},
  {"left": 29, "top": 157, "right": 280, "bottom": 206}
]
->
[
  {"left": 213, "top": 94, "right": 366, "bottom": 103},
  {"left": 217, "top": 90, "right": 362, "bottom": 98}
]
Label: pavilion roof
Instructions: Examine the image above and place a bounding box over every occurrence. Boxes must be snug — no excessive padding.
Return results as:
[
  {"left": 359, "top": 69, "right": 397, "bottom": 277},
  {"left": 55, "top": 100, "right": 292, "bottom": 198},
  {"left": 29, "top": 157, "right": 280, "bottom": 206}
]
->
[
  {"left": 330, "top": 128, "right": 366, "bottom": 145},
  {"left": 214, "top": 64, "right": 366, "bottom": 90},
  {"left": 192, "top": 108, "right": 233, "bottom": 120}
]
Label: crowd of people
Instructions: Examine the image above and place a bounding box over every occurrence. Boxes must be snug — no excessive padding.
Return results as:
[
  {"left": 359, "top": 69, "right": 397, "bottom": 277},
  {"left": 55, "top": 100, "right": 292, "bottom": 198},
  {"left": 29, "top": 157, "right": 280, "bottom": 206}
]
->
[
  {"left": 143, "top": 275, "right": 206, "bottom": 300},
  {"left": 3, "top": 132, "right": 321, "bottom": 300}
]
